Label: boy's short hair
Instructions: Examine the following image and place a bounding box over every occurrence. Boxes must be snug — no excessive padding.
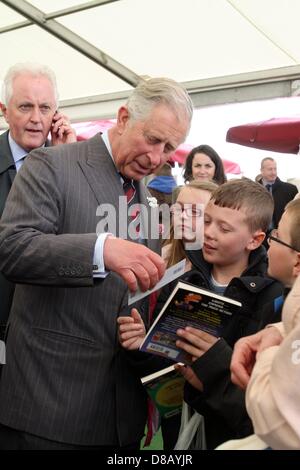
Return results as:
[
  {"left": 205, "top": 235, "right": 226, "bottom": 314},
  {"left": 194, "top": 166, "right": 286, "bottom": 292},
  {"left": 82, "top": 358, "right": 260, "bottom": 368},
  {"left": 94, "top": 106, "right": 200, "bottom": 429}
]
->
[
  {"left": 285, "top": 198, "right": 300, "bottom": 251},
  {"left": 211, "top": 178, "right": 274, "bottom": 233}
]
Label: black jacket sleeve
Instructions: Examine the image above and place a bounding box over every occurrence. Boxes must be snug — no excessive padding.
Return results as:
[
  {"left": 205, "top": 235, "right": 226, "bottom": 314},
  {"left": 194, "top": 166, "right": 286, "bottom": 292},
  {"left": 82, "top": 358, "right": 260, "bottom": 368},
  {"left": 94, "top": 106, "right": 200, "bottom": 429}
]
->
[
  {"left": 184, "top": 339, "right": 252, "bottom": 436},
  {"left": 123, "top": 348, "right": 173, "bottom": 378}
]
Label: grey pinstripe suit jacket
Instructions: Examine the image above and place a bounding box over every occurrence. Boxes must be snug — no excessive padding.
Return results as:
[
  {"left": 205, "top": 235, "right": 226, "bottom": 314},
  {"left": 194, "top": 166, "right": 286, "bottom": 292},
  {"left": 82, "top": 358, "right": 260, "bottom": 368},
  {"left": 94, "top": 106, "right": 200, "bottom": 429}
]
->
[{"left": 0, "top": 134, "right": 164, "bottom": 446}]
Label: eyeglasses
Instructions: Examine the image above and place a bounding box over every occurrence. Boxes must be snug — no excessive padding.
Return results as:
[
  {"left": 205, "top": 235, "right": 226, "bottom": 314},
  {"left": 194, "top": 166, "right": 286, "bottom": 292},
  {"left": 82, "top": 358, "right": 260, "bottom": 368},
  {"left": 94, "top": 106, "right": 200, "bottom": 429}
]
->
[
  {"left": 267, "top": 229, "right": 298, "bottom": 251},
  {"left": 170, "top": 204, "right": 203, "bottom": 217}
]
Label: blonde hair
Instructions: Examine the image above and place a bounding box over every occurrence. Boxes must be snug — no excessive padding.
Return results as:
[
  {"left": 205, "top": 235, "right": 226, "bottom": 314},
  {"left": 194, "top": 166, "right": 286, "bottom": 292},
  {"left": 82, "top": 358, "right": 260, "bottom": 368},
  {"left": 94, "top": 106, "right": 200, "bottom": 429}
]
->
[
  {"left": 164, "top": 181, "right": 218, "bottom": 268},
  {"left": 172, "top": 180, "right": 218, "bottom": 204},
  {"left": 187, "top": 179, "right": 219, "bottom": 193}
]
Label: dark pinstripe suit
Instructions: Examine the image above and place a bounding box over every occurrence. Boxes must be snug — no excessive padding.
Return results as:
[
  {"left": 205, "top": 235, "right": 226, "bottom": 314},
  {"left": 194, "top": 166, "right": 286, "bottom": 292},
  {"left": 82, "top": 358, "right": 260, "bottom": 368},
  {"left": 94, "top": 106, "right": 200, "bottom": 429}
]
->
[
  {"left": 0, "top": 134, "right": 164, "bottom": 446},
  {"left": 0, "top": 131, "right": 17, "bottom": 339}
]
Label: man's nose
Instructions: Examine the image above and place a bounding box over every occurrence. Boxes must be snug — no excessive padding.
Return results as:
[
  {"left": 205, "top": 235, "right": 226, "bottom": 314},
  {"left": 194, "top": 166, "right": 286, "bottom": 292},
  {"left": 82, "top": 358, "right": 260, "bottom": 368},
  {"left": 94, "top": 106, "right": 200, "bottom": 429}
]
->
[
  {"left": 29, "top": 107, "right": 42, "bottom": 123},
  {"left": 148, "top": 143, "right": 166, "bottom": 168}
]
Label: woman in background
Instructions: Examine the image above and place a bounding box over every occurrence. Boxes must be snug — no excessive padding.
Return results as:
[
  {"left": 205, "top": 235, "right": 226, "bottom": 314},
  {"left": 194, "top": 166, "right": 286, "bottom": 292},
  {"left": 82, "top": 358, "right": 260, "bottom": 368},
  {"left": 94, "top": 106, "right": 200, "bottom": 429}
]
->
[{"left": 183, "top": 144, "right": 226, "bottom": 185}]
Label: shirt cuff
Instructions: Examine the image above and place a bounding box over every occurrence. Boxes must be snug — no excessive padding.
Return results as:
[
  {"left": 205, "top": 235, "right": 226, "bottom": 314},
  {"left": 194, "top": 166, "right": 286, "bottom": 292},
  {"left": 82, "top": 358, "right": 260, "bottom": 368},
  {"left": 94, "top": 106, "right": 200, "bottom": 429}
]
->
[{"left": 93, "top": 233, "right": 113, "bottom": 278}]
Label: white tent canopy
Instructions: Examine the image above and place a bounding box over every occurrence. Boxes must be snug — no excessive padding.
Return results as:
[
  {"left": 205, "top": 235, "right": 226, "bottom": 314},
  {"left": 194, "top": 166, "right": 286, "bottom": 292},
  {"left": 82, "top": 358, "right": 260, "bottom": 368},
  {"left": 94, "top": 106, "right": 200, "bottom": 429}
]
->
[{"left": 1, "top": 0, "right": 300, "bottom": 127}]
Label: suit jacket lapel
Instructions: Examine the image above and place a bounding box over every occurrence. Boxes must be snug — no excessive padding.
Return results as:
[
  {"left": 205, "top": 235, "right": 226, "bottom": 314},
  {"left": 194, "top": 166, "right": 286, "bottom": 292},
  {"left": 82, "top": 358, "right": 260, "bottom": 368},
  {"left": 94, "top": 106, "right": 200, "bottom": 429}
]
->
[
  {"left": 78, "top": 134, "right": 160, "bottom": 251},
  {"left": 78, "top": 133, "right": 122, "bottom": 207},
  {"left": 137, "top": 182, "right": 160, "bottom": 252},
  {"left": 0, "top": 131, "right": 16, "bottom": 184},
  {"left": 0, "top": 131, "right": 16, "bottom": 190},
  {"left": 78, "top": 134, "right": 126, "bottom": 239}
]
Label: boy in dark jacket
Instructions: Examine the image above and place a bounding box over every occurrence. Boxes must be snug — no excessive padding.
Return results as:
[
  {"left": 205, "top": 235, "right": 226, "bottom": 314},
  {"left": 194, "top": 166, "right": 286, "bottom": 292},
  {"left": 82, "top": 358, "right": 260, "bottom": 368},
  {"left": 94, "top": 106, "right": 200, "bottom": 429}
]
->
[{"left": 118, "top": 179, "right": 283, "bottom": 449}]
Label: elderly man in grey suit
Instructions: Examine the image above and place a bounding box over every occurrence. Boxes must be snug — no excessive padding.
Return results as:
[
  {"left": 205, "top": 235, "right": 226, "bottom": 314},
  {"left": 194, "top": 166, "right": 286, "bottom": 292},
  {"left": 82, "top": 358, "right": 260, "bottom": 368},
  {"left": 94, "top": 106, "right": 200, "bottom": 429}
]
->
[
  {"left": 0, "top": 62, "right": 76, "bottom": 341},
  {"left": 0, "top": 77, "right": 193, "bottom": 450}
]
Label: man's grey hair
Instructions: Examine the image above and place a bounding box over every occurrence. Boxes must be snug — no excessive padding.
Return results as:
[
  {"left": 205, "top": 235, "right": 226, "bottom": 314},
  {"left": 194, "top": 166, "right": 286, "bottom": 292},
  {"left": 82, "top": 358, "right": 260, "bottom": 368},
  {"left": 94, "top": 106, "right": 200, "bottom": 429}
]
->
[
  {"left": 261, "top": 157, "right": 276, "bottom": 169},
  {"left": 1, "top": 62, "right": 59, "bottom": 107},
  {"left": 126, "top": 77, "right": 193, "bottom": 134}
]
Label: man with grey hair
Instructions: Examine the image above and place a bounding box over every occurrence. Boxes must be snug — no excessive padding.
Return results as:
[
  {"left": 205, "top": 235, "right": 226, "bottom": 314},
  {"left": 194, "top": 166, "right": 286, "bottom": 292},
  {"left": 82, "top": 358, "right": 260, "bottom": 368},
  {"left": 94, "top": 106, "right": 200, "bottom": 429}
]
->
[
  {"left": 0, "top": 63, "right": 76, "bottom": 342},
  {"left": 0, "top": 77, "right": 193, "bottom": 449}
]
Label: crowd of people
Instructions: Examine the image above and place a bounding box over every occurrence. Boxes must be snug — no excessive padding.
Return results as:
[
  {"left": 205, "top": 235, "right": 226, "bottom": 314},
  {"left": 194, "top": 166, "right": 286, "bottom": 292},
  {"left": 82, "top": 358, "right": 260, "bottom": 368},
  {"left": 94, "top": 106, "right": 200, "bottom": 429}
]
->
[{"left": 0, "top": 61, "right": 299, "bottom": 450}]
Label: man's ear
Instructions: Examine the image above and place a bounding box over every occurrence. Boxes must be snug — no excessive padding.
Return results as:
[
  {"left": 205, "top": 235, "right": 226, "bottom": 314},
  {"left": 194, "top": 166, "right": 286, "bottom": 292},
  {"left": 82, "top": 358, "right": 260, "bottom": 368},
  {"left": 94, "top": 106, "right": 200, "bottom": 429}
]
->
[
  {"left": 246, "top": 230, "right": 266, "bottom": 251},
  {"left": 292, "top": 252, "right": 300, "bottom": 277},
  {"left": 0, "top": 103, "right": 8, "bottom": 123},
  {"left": 116, "top": 106, "right": 130, "bottom": 135}
]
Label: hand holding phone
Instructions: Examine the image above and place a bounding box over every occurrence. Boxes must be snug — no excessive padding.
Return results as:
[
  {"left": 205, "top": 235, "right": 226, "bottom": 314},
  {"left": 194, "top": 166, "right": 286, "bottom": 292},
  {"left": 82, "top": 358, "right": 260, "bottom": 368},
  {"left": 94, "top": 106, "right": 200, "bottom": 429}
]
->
[{"left": 51, "top": 110, "right": 76, "bottom": 146}]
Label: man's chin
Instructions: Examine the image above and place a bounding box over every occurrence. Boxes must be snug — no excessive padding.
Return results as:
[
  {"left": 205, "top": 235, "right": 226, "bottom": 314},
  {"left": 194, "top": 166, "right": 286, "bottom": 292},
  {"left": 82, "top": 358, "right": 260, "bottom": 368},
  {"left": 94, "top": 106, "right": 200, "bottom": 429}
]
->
[
  {"left": 24, "top": 139, "right": 45, "bottom": 152},
  {"left": 124, "top": 169, "right": 147, "bottom": 181}
]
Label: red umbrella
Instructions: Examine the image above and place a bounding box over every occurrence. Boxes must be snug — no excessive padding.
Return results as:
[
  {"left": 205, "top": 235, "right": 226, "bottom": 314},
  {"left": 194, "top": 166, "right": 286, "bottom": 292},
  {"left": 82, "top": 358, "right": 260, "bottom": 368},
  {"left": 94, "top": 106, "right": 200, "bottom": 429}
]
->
[
  {"left": 169, "top": 144, "right": 193, "bottom": 165},
  {"left": 226, "top": 117, "right": 300, "bottom": 154}
]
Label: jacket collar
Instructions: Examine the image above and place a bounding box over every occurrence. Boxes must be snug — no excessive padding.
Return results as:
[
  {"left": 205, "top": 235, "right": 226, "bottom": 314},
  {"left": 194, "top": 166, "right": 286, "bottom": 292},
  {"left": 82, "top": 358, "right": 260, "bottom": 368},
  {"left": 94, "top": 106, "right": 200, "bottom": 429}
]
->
[
  {"left": 0, "top": 131, "right": 51, "bottom": 175},
  {"left": 77, "top": 133, "right": 158, "bottom": 251},
  {"left": 186, "top": 245, "right": 268, "bottom": 279},
  {"left": 0, "top": 131, "right": 15, "bottom": 175}
]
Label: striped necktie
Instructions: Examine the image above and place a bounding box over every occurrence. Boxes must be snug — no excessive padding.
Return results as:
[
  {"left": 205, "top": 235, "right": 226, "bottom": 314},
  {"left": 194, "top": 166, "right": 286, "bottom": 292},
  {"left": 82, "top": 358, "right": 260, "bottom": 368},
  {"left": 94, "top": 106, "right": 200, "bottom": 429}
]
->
[
  {"left": 122, "top": 177, "right": 140, "bottom": 235},
  {"left": 122, "top": 177, "right": 136, "bottom": 204},
  {"left": 265, "top": 184, "right": 272, "bottom": 193}
]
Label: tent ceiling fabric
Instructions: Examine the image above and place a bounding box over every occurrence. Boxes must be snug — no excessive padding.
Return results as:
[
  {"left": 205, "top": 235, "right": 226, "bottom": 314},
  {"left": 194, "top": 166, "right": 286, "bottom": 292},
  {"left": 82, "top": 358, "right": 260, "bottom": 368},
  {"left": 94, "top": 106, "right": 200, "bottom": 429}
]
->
[{"left": 1, "top": 0, "right": 300, "bottom": 125}]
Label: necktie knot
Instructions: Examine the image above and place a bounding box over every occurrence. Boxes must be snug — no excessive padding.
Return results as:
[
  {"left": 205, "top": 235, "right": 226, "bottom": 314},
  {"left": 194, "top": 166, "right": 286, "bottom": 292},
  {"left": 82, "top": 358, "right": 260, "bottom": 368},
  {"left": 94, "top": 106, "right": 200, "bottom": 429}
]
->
[
  {"left": 121, "top": 175, "right": 140, "bottom": 235},
  {"left": 122, "top": 177, "right": 136, "bottom": 204},
  {"left": 266, "top": 184, "right": 272, "bottom": 193}
]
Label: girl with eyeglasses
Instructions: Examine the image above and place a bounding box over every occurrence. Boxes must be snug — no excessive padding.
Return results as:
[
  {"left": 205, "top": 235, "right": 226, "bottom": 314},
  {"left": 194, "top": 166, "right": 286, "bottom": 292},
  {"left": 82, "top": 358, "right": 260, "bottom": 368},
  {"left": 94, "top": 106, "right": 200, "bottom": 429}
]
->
[{"left": 163, "top": 180, "right": 218, "bottom": 271}]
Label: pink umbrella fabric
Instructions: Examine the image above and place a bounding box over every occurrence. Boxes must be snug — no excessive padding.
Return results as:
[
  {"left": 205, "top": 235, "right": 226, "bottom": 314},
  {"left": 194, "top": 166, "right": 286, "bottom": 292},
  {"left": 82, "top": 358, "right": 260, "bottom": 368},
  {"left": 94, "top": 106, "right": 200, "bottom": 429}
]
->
[{"left": 74, "top": 119, "right": 116, "bottom": 141}]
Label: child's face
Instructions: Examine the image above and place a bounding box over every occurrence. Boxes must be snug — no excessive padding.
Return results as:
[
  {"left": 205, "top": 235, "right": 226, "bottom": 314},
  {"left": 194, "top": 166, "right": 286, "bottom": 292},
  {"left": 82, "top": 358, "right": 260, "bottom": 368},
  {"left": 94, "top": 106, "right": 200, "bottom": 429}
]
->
[
  {"left": 173, "top": 187, "right": 211, "bottom": 242},
  {"left": 268, "top": 211, "right": 297, "bottom": 286},
  {"left": 203, "top": 201, "right": 257, "bottom": 268}
]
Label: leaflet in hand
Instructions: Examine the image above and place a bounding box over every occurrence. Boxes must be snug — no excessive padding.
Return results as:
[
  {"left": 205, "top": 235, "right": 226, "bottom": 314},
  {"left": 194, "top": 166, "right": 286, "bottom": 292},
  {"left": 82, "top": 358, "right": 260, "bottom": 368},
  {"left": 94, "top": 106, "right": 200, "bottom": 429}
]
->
[{"left": 128, "top": 259, "right": 186, "bottom": 305}]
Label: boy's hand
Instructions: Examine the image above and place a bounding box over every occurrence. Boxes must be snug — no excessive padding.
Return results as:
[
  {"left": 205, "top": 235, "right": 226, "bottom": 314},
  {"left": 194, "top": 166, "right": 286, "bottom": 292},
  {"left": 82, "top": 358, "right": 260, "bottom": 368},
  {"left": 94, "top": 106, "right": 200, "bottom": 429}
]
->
[
  {"left": 117, "top": 308, "right": 146, "bottom": 350},
  {"left": 51, "top": 111, "right": 76, "bottom": 145},
  {"left": 176, "top": 326, "right": 219, "bottom": 361},
  {"left": 230, "top": 327, "right": 283, "bottom": 390},
  {"left": 175, "top": 363, "right": 204, "bottom": 392}
]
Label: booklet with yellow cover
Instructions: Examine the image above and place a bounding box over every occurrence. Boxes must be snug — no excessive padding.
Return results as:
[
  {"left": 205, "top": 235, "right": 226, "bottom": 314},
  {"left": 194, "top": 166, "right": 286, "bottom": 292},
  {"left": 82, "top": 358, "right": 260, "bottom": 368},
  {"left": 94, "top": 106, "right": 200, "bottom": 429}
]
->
[{"left": 141, "top": 364, "right": 184, "bottom": 418}]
